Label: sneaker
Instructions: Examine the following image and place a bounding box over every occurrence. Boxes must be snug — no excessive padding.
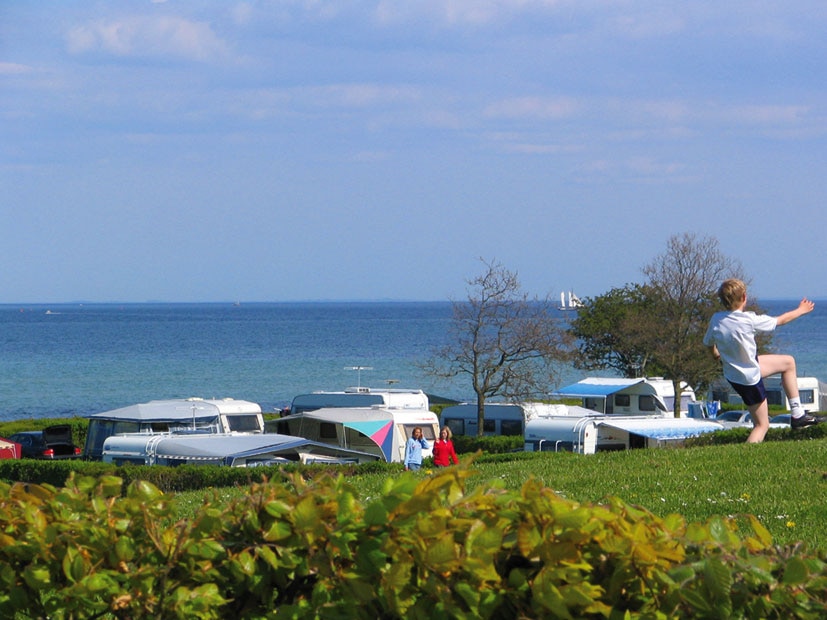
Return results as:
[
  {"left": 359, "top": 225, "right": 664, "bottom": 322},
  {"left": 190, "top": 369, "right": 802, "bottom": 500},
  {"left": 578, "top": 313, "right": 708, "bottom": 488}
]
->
[{"left": 791, "top": 414, "right": 822, "bottom": 429}]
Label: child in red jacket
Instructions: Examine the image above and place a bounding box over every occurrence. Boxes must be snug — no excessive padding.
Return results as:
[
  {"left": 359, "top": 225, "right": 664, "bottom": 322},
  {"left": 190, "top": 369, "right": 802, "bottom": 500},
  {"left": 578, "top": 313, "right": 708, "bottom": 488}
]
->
[{"left": 432, "top": 426, "right": 459, "bottom": 467}]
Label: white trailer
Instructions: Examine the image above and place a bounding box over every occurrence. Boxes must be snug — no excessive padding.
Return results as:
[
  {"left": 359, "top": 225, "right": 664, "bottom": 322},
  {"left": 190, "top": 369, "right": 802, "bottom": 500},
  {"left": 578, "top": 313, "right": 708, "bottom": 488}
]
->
[
  {"left": 440, "top": 402, "right": 587, "bottom": 437},
  {"left": 270, "top": 405, "right": 440, "bottom": 463},
  {"left": 84, "top": 398, "right": 265, "bottom": 461},
  {"left": 709, "top": 376, "right": 825, "bottom": 413},
  {"left": 763, "top": 376, "right": 824, "bottom": 413},
  {"left": 101, "top": 432, "right": 381, "bottom": 467},
  {"left": 524, "top": 413, "right": 724, "bottom": 455},
  {"left": 554, "top": 377, "right": 697, "bottom": 417},
  {"left": 288, "top": 386, "right": 430, "bottom": 414}
]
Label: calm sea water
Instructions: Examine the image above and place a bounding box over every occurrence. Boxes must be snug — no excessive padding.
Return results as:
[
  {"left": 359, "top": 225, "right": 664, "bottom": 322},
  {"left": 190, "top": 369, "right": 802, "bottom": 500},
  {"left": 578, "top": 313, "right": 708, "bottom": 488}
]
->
[{"left": 1, "top": 299, "right": 825, "bottom": 421}]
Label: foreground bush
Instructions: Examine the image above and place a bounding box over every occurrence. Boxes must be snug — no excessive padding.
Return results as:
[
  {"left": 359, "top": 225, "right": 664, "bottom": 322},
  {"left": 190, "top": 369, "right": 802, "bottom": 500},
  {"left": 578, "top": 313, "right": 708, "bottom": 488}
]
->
[{"left": 2, "top": 463, "right": 827, "bottom": 619}]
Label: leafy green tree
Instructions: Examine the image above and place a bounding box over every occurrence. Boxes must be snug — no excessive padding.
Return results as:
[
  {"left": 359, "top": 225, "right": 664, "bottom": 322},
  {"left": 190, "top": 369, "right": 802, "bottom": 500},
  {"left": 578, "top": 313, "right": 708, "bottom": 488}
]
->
[
  {"left": 570, "top": 233, "right": 749, "bottom": 416},
  {"left": 423, "top": 259, "right": 572, "bottom": 436},
  {"left": 640, "top": 233, "right": 746, "bottom": 415},
  {"left": 569, "top": 284, "right": 656, "bottom": 378}
]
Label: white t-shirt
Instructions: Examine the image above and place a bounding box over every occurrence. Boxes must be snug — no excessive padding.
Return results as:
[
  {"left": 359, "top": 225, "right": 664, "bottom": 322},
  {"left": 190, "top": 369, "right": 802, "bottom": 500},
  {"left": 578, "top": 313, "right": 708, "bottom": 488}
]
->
[{"left": 703, "top": 310, "right": 777, "bottom": 386}]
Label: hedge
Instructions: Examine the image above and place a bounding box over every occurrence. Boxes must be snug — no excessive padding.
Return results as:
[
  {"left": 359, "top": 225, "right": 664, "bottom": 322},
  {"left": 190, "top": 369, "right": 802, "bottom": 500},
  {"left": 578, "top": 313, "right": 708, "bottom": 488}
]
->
[{"left": 2, "top": 463, "right": 827, "bottom": 618}]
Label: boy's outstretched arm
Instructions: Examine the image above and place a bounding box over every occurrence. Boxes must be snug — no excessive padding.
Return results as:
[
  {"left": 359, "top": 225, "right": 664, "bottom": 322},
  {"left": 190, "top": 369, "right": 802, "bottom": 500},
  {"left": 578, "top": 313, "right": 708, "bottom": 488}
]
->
[{"left": 775, "top": 298, "right": 815, "bottom": 326}]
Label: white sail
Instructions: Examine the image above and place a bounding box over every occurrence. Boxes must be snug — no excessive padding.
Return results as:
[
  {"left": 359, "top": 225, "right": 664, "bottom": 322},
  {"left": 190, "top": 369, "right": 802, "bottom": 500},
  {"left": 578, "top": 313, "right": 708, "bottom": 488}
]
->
[{"left": 560, "top": 290, "right": 583, "bottom": 310}]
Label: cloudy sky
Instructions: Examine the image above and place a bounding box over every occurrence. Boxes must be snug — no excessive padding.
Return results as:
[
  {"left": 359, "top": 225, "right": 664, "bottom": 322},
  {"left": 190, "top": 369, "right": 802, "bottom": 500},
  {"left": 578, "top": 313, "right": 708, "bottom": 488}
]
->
[{"left": 2, "top": 1, "right": 826, "bottom": 303}]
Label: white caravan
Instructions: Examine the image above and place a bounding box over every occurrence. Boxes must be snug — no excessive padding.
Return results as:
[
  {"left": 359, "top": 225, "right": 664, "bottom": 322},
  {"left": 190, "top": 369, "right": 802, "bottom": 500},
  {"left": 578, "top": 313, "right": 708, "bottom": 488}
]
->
[
  {"left": 84, "top": 398, "right": 264, "bottom": 461},
  {"left": 524, "top": 411, "right": 724, "bottom": 455},
  {"left": 440, "top": 402, "right": 570, "bottom": 437},
  {"left": 271, "top": 405, "right": 440, "bottom": 463},
  {"left": 554, "top": 377, "right": 697, "bottom": 417},
  {"left": 288, "top": 386, "right": 429, "bottom": 414},
  {"left": 711, "top": 376, "right": 825, "bottom": 413},
  {"left": 522, "top": 377, "right": 718, "bottom": 454}
]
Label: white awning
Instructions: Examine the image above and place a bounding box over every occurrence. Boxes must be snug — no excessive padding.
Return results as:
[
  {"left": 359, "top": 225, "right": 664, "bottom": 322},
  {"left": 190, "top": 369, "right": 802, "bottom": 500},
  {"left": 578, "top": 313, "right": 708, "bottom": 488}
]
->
[{"left": 599, "top": 417, "right": 723, "bottom": 440}]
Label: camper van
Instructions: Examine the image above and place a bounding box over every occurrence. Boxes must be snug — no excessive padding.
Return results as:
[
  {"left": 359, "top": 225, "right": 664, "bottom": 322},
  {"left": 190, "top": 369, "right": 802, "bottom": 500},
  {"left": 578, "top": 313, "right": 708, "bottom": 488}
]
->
[
  {"left": 84, "top": 398, "right": 264, "bottom": 461},
  {"left": 101, "top": 432, "right": 381, "bottom": 467},
  {"left": 521, "top": 377, "right": 719, "bottom": 454},
  {"left": 765, "top": 376, "right": 825, "bottom": 412},
  {"left": 288, "top": 386, "right": 429, "bottom": 414},
  {"left": 524, "top": 413, "right": 723, "bottom": 454},
  {"left": 271, "top": 405, "right": 440, "bottom": 463},
  {"left": 554, "top": 377, "right": 697, "bottom": 417},
  {"left": 440, "top": 402, "right": 568, "bottom": 437},
  {"left": 709, "top": 376, "right": 825, "bottom": 413}
]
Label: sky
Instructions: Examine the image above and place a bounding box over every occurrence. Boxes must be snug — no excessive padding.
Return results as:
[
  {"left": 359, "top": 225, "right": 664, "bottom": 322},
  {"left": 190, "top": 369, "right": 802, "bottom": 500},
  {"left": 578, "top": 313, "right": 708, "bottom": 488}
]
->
[{"left": 2, "top": 1, "right": 826, "bottom": 303}]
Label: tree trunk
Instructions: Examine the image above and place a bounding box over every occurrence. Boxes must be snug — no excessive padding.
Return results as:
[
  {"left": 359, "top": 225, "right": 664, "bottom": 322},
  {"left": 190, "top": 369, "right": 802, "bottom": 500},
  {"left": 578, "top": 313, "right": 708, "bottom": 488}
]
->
[
  {"left": 672, "top": 378, "right": 682, "bottom": 418},
  {"left": 476, "top": 395, "right": 486, "bottom": 437}
]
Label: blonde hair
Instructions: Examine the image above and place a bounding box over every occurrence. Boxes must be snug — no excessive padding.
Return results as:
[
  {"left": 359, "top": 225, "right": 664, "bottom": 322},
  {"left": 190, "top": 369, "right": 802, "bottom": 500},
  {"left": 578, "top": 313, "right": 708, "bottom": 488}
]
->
[
  {"left": 440, "top": 426, "right": 453, "bottom": 440},
  {"left": 718, "top": 278, "right": 747, "bottom": 310}
]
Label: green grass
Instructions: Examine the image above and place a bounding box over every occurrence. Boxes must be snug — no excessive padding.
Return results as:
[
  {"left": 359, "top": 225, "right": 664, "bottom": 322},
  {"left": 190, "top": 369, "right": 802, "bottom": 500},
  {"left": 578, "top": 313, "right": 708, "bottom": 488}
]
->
[
  {"left": 175, "top": 437, "right": 827, "bottom": 551},
  {"left": 6, "top": 416, "right": 827, "bottom": 551}
]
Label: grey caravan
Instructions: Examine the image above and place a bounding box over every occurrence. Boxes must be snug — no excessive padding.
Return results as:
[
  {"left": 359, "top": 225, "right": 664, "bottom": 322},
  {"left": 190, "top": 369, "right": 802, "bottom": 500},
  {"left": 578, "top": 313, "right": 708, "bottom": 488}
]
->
[
  {"left": 440, "top": 403, "right": 560, "bottom": 437},
  {"left": 84, "top": 398, "right": 264, "bottom": 461},
  {"left": 101, "top": 433, "right": 381, "bottom": 467}
]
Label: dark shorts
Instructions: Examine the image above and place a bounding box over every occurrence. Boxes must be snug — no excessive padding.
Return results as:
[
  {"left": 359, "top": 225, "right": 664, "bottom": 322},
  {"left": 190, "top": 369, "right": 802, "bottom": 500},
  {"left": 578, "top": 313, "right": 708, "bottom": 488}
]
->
[{"left": 728, "top": 378, "right": 767, "bottom": 406}]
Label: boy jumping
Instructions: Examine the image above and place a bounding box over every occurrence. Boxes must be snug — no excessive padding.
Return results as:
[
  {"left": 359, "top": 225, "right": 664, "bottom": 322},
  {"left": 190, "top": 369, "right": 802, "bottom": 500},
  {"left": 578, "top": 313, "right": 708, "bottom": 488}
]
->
[{"left": 704, "top": 278, "right": 819, "bottom": 443}]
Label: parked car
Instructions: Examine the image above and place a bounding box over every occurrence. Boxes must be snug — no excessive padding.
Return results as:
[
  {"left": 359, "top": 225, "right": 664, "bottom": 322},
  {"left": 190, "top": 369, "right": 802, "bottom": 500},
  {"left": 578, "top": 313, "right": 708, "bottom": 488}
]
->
[
  {"left": 715, "top": 410, "right": 753, "bottom": 428},
  {"left": 7, "top": 425, "right": 81, "bottom": 459},
  {"left": 769, "top": 414, "right": 792, "bottom": 428}
]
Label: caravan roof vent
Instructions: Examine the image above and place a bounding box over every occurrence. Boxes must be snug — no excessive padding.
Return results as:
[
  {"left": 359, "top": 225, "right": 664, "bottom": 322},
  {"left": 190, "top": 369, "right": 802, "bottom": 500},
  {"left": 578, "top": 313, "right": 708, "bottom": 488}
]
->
[{"left": 345, "top": 386, "right": 371, "bottom": 393}]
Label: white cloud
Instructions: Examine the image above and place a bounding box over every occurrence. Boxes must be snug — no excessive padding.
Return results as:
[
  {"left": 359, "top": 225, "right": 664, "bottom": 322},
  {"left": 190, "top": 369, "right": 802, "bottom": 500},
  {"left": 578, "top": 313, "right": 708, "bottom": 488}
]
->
[
  {"left": 484, "top": 96, "right": 579, "bottom": 120},
  {"left": 375, "top": 0, "right": 565, "bottom": 27},
  {"left": 0, "top": 62, "right": 32, "bottom": 75},
  {"left": 65, "top": 16, "right": 230, "bottom": 62},
  {"left": 726, "top": 104, "right": 811, "bottom": 125}
]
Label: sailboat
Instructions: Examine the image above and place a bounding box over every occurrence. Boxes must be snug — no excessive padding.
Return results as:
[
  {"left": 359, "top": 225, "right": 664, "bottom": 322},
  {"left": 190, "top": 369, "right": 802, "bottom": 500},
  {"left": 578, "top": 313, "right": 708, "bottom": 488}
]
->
[{"left": 558, "top": 291, "right": 583, "bottom": 311}]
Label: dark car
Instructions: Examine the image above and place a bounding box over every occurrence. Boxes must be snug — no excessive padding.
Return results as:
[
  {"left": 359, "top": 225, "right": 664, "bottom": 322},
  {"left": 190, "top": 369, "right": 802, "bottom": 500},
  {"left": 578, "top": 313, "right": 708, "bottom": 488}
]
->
[{"left": 8, "top": 425, "right": 82, "bottom": 459}]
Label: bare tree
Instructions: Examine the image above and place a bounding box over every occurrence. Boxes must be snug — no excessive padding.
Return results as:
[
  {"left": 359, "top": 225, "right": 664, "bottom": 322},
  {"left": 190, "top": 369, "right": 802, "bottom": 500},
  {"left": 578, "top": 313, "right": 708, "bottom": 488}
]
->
[{"left": 423, "top": 259, "right": 572, "bottom": 436}]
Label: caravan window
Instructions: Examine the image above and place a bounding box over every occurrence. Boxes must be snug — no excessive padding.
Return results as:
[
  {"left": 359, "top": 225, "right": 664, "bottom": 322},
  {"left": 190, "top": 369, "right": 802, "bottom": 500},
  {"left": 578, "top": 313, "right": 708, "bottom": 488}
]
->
[
  {"left": 766, "top": 390, "right": 784, "bottom": 407},
  {"left": 444, "top": 419, "right": 465, "bottom": 436},
  {"left": 501, "top": 420, "right": 523, "bottom": 436},
  {"left": 800, "top": 390, "right": 815, "bottom": 405},
  {"left": 402, "top": 424, "right": 436, "bottom": 440},
  {"left": 639, "top": 395, "right": 657, "bottom": 412},
  {"left": 225, "top": 415, "right": 262, "bottom": 433},
  {"left": 615, "top": 394, "right": 631, "bottom": 407},
  {"left": 483, "top": 419, "right": 496, "bottom": 434},
  {"left": 584, "top": 397, "right": 605, "bottom": 413}
]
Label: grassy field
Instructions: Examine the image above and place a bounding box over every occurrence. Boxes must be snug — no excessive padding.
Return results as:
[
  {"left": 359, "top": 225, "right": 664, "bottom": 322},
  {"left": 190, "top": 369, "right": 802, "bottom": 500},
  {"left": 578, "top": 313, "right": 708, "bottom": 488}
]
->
[
  {"left": 4, "top": 416, "right": 826, "bottom": 550},
  {"left": 176, "top": 437, "right": 827, "bottom": 551}
]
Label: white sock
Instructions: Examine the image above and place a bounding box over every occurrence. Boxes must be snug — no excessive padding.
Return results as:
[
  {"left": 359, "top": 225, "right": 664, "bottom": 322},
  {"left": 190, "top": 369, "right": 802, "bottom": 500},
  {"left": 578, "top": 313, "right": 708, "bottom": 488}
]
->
[{"left": 789, "top": 398, "right": 805, "bottom": 418}]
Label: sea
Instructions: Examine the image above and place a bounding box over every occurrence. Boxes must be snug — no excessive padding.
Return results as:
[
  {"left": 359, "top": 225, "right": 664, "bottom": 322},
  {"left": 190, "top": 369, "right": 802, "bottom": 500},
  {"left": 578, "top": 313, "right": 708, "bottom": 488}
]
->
[{"left": 1, "top": 299, "right": 826, "bottom": 422}]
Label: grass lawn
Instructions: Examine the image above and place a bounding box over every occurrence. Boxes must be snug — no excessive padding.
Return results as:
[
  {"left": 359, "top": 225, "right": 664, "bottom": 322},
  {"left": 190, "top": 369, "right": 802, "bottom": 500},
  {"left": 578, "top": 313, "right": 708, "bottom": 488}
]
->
[{"left": 176, "top": 437, "right": 827, "bottom": 551}]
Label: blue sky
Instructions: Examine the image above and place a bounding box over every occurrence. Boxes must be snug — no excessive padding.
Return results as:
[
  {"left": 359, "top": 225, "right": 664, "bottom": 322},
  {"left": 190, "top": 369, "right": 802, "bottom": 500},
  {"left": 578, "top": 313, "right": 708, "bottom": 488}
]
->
[{"left": 2, "top": 1, "right": 826, "bottom": 303}]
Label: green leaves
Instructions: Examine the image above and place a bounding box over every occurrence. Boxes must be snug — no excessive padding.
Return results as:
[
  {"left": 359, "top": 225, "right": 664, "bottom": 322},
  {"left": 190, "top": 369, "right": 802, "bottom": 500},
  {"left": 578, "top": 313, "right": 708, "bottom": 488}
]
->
[{"left": 2, "top": 464, "right": 827, "bottom": 618}]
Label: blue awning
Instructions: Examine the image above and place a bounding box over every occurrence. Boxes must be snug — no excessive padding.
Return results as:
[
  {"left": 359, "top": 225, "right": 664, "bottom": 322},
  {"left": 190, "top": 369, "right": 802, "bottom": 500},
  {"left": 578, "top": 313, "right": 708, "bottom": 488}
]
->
[{"left": 554, "top": 379, "right": 647, "bottom": 398}]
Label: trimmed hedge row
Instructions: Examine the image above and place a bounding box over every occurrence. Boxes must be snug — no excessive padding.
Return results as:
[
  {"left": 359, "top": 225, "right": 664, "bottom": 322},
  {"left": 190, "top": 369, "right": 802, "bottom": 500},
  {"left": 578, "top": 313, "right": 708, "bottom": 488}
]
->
[
  {"left": 2, "top": 464, "right": 827, "bottom": 618},
  {"left": 453, "top": 434, "right": 523, "bottom": 454},
  {"left": 685, "top": 420, "right": 827, "bottom": 447},
  {"left": 0, "top": 458, "right": 403, "bottom": 493}
]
